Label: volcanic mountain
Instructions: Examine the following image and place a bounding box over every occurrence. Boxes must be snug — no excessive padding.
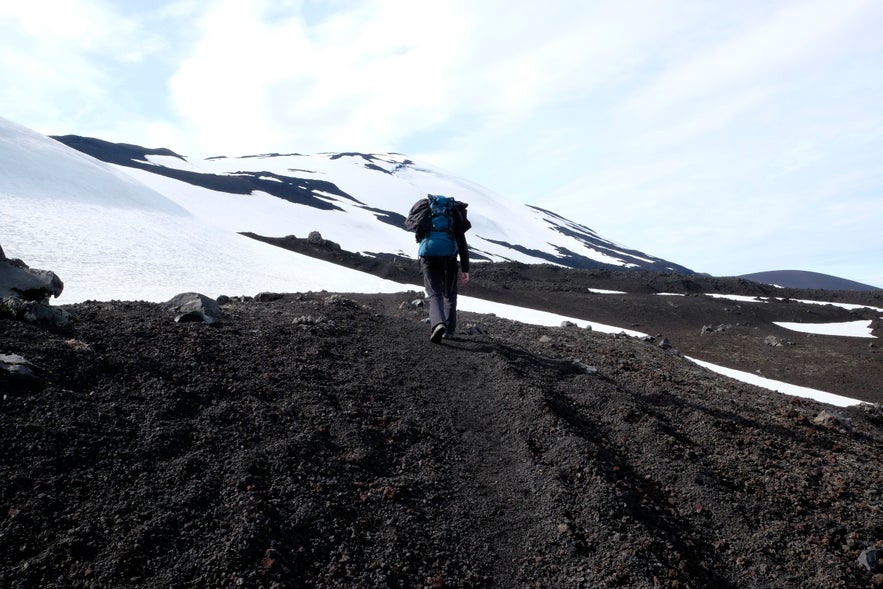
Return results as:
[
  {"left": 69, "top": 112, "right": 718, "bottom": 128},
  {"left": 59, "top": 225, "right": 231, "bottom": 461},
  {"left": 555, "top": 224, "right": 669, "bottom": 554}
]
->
[{"left": 49, "top": 132, "right": 694, "bottom": 275}]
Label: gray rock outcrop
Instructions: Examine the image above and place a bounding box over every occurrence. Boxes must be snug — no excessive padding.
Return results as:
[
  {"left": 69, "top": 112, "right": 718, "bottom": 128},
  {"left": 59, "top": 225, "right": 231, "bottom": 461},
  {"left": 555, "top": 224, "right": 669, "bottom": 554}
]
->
[
  {"left": 0, "top": 244, "right": 69, "bottom": 326},
  {"left": 0, "top": 247, "right": 64, "bottom": 301},
  {"left": 162, "top": 292, "right": 223, "bottom": 324}
]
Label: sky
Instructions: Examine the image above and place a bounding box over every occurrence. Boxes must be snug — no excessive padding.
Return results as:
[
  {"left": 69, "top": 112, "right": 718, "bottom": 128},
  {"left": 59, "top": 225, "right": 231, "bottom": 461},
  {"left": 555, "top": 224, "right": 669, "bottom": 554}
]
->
[{"left": 2, "top": 0, "right": 883, "bottom": 287}]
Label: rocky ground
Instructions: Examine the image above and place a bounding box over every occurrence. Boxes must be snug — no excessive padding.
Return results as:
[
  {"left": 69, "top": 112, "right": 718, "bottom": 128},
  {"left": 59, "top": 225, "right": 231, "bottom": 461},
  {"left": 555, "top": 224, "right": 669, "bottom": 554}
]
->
[
  {"left": 463, "top": 263, "right": 883, "bottom": 406},
  {"left": 2, "top": 264, "right": 883, "bottom": 588},
  {"left": 245, "top": 234, "right": 883, "bottom": 403}
]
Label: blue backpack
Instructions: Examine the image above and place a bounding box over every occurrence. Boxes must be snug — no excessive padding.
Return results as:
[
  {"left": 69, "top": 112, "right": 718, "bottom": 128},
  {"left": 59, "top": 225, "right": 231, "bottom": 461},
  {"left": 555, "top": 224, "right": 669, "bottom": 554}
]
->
[{"left": 418, "top": 194, "right": 458, "bottom": 257}]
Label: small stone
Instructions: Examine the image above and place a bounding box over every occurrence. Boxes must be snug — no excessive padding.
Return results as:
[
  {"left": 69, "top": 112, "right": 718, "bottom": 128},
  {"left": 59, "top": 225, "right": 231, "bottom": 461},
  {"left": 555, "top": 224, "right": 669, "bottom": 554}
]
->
[
  {"left": 859, "top": 548, "right": 881, "bottom": 572},
  {"left": 464, "top": 324, "right": 486, "bottom": 336},
  {"left": 64, "top": 339, "right": 92, "bottom": 352},
  {"left": 0, "top": 354, "right": 37, "bottom": 379},
  {"left": 162, "top": 292, "right": 223, "bottom": 324},
  {"left": 813, "top": 410, "right": 853, "bottom": 432},
  {"left": 572, "top": 361, "right": 598, "bottom": 375}
]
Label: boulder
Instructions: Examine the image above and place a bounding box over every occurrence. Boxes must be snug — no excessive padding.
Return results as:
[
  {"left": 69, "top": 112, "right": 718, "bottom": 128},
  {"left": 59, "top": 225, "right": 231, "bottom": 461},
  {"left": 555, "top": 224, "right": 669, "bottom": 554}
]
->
[
  {"left": 307, "top": 231, "right": 341, "bottom": 251},
  {"left": 0, "top": 297, "right": 71, "bottom": 326},
  {"left": 0, "top": 352, "right": 44, "bottom": 395},
  {"left": 0, "top": 250, "right": 64, "bottom": 301},
  {"left": 0, "top": 353, "right": 37, "bottom": 379},
  {"left": 0, "top": 246, "right": 69, "bottom": 326},
  {"left": 162, "top": 292, "right": 223, "bottom": 325},
  {"left": 255, "top": 292, "right": 283, "bottom": 302}
]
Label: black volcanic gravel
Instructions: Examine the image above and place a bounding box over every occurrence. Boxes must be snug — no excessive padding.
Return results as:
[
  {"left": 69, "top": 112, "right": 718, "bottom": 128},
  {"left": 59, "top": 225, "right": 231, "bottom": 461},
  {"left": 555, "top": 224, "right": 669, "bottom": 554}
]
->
[{"left": 2, "top": 288, "right": 883, "bottom": 588}]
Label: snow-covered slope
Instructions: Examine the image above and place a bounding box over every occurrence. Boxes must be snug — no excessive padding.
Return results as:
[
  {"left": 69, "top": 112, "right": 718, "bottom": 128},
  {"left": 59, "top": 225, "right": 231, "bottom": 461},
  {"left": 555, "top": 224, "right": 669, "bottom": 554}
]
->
[
  {"left": 0, "top": 117, "right": 409, "bottom": 303},
  {"left": 53, "top": 135, "right": 694, "bottom": 273},
  {"left": 1, "top": 117, "right": 694, "bottom": 304}
]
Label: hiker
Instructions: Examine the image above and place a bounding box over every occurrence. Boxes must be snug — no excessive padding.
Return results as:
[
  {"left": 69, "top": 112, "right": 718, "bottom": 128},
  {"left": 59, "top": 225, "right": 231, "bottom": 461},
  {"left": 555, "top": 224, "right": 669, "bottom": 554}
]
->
[{"left": 404, "top": 194, "right": 471, "bottom": 343}]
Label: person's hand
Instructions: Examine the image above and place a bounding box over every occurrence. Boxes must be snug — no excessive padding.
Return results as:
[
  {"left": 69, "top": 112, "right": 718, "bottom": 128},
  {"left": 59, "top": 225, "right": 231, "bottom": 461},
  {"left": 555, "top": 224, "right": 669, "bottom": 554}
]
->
[{"left": 461, "top": 272, "right": 470, "bottom": 285}]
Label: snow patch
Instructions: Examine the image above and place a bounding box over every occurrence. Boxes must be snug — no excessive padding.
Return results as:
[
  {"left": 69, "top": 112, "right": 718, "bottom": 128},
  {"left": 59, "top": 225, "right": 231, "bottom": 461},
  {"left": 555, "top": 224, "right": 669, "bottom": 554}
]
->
[
  {"left": 686, "top": 357, "right": 863, "bottom": 407},
  {"left": 774, "top": 320, "right": 876, "bottom": 338},
  {"left": 458, "top": 296, "right": 648, "bottom": 338}
]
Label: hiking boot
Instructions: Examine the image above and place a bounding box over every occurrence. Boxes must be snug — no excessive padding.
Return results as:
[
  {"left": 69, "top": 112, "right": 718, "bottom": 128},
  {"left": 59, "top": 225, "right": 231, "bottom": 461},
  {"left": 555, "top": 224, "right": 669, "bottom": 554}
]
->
[{"left": 430, "top": 323, "right": 446, "bottom": 344}]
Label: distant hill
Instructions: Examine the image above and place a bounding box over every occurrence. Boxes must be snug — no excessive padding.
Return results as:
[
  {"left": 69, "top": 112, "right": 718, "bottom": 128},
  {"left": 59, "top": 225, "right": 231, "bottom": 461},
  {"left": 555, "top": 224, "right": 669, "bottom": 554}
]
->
[{"left": 739, "top": 269, "right": 880, "bottom": 291}]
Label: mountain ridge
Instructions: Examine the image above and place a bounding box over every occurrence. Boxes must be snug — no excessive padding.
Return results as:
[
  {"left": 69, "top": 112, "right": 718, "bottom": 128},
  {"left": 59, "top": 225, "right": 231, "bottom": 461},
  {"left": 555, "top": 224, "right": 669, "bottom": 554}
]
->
[
  {"left": 52, "top": 133, "right": 879, "bottom": 291},
  {"left": 49, "top": 133, "right": 694, "bottom": 275}
]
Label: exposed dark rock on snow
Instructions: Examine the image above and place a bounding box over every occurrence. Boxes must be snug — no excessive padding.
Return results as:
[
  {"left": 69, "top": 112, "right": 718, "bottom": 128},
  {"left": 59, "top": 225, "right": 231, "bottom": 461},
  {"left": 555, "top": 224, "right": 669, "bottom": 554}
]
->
[
  {"left": 306, "top": 231, "right": 341, "bottom": 251},
  {"left": 527, "top": 206, "right": 695, "bottom": 274},
  {"left": 50, "top": 138, "right": 409, "bottom": 231},
  {"left": 50, "top": 135, "right": 348, "bottom": 211}
]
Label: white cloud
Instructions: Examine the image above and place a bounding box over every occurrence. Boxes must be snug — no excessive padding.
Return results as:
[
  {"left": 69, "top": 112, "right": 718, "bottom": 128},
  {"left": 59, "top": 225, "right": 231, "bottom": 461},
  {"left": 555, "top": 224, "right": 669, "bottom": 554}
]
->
[
  {"left": 623, "top": 0, "right": 877, "bottom": 119},
  {"left": 168, "top": 0, "right": 471, "bottom": 155},
  {"left": 0, "top": 1, "right": 178, "bottom": 139}
]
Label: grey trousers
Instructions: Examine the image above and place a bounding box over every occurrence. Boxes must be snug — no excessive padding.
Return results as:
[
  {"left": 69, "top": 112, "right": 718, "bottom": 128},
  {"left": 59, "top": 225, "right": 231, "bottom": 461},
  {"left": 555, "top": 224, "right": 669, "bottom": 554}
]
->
[{"left": 421, "top": 256, "right": 460, "bottom": 334}]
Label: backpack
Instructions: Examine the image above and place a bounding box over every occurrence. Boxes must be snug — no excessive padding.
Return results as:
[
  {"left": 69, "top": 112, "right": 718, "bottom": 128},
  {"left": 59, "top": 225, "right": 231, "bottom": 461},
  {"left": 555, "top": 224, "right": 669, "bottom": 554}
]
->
[{"left": 417, "top": 194, "right": 458, "bottom": 257}]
